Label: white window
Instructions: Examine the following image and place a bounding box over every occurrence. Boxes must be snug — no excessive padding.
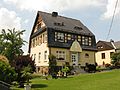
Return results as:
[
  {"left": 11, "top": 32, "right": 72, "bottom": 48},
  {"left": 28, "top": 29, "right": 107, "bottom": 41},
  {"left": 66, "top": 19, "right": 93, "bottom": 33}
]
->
[
  {"left": 68, "top": 34, "right": 71, "bottom": 40},
  {"left": 34, "top": 54, "right": 36, "bottom": 60},
  {"left": 44, "top": 51, "right": 47, "bottom": 60},
  {"left": 89, "top": 37, "right": 92, "bottom": 46},
  {"left": 56, "top": 51, "right": 65, "bottom": 60},
  {"left": 84, "top": 37, "right": 89, "bottom": 45},
  {"left": 44, "top": 33, "right": 47, "bottom": 43},
  {"left": 78, "top": 35, "right": 81, "bottom": 42},
  {"left": 82, "top": 36, "right": 85, "bottom": 45},
  {"left": 71, "top": 54, "right": 76, "bottom": 62},
  {"left": 31, "top": 54, "right": 33, "bottom": 60},
  {"left": 42, "top": 34, "right": 44, "bottom": 43},
  {"left": 38, "top": 52, "right": 41, "bottom": 63},
  {"left": 33, "top": 38, "right": 35, "bottom": 47},
  {"left": 55, "top": 32, "right": 64, "bottom": 42}
]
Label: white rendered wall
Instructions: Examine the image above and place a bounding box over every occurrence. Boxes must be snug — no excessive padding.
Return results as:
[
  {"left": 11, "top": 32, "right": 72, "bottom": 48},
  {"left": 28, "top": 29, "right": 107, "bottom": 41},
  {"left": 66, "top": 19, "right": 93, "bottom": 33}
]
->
[{"left": 95, "top": 49, "right": 115, "bottom": 65}]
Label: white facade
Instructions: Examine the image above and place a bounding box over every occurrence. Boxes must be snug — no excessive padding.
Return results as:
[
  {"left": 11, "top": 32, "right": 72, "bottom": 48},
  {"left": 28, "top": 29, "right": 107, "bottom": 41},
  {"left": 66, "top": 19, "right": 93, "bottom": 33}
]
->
[
  {"left": 30, "top": 31, "right": 49, "bottom": 67},
  {"left": 95, "top": 49, "right": 115, "bottom": 65},
  {"left": 30, "top": 43, "right": 49, "bottom": 67}
]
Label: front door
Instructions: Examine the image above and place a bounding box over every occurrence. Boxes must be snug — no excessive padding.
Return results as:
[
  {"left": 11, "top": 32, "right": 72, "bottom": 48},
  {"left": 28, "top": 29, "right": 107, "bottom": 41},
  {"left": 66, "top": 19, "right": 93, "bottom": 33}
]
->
[{"left": 71, "top": 53, "right": 78, "bottom": 66}]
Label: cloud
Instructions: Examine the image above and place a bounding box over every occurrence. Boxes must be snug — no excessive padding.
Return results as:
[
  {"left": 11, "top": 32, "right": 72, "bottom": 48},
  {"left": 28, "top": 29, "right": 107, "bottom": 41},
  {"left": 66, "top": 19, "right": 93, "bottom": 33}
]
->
[
  {"left": 24, "top": 19, "right": 29, "bottom": 24},
  {"left": 4, "top": 0, "right": 105, "bottom": 12},
  {"left": 0, "top": 8, "right": 21, "bottom": 30},
  {"left": 102, "top": 0, "right": 120, "bottom": 19}
]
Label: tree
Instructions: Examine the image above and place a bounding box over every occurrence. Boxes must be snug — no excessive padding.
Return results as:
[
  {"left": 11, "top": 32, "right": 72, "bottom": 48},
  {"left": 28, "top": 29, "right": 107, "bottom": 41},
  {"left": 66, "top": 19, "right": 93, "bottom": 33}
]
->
[
  {"left": 0, "top": 28, "right": 26, "bottom": 65},
  {"left": 14, "top": 55, "right": 35, "bottom": 87},
  {"left": 48, "top": 54, "right": 57, "bottom": 75},
  {"left": 0, "top": 34, "right": 5, "bottom": 54},
  {"left": 0, "top": 55, "right": 9, "bottom": 64},
  {"left": 111, "top": 52, "right": 120, "bottom": 66}
]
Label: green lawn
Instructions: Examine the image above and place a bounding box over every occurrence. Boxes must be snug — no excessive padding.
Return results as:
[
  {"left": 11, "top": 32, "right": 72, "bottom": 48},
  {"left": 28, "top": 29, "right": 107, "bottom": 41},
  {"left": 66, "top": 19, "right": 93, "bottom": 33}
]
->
[{"left": 11, "top": 70, "right": 120, "bottom": 90}]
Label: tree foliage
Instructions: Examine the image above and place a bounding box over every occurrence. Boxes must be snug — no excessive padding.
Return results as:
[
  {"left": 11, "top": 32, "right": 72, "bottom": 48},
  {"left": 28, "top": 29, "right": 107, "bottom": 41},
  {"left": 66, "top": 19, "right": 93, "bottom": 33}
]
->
[
  {"left": 61, "top": 66, "right": 70, "bottom": 73},
  {"left": 0, "top": 34, "right": 5, "bottom": 54},
  {"left": 49, "top": 54, "right": 57, "bottom": 67},
  {"left": 0, "top": 28, "right": 26, "bottom": 65},
  {"left": 14, "top": 55, "right": 35, "bottom": 86},
  {"left": 0, "top": 55, "right": 9, "bottom": 64},
  {"left": 0, "top": 61, "right": 17, "bottom": 84},
  {"left": 21, "top": 66, "right": 32, "bottom": 84},
  {"left": 111, "top": 52, "right": 120, "bottom": 66},
  {"left": 48, "top": 54, "right": 57, "bottom": 74}
]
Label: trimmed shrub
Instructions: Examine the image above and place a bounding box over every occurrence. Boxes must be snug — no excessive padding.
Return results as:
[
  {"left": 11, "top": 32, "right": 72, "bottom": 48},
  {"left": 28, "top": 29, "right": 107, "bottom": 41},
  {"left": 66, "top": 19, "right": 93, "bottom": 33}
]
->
[
  {"left": 0, "top": 61, "right": 17, "bottom": 84},
  {"left": 85, "top": 63, "right": 96, "bottom": 73}
]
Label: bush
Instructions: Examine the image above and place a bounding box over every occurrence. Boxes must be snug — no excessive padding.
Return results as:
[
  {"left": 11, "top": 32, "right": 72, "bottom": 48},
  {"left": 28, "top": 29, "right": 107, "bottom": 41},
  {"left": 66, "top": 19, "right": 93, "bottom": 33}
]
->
[
  {"left": 111, "top": 52, "right": 120, "bottom": 65},
  {"left": 0, "top": 61, "right": 17, "bottom": 84},
  {"left": 14, "top": 55, "right": 36, "bottom": 87},
  {"left": 85, "top": 63, "right": 96, "bottom": 73},
  {"left": 21, "top": 66, "right": 32, "bottom": 84},
  {"left": 61, "top": 66, "right": 70, "bottom": 77},
  {"left": 0, "top": 55, "right": 9, "bottom": 64},
  {"left": 48, "top": 54, "right": 57, "bottom": 74},
  {"left": 105, "top": 63, "right": 111, "bottom": 68}
]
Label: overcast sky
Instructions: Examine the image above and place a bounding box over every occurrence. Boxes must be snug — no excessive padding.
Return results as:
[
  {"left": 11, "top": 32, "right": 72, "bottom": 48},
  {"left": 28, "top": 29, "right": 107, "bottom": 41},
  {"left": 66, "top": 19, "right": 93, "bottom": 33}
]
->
[{"left": 0, "top": 0, "right": 120, "bottom": 54}]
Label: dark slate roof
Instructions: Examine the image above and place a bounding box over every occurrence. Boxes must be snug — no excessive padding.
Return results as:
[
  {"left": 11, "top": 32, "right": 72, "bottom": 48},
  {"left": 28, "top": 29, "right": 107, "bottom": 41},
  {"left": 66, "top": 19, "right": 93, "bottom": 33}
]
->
[
  {"left": 96, "top": 41, "right": 114, "bottom": 51},
  {"left": 114, "top": 41, "right": 120, "bottom": 49},
  {"left": 38, "top": 11, "right": 94, "bottom": 36}
]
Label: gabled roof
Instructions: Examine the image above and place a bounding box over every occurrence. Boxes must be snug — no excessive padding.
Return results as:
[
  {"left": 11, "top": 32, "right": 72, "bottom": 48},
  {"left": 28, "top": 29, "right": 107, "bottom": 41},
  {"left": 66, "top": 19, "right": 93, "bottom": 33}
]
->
[
  {"left": 37, "top": 11, "right": 94, "bottom": 36},
  {"left": 96, "top": 41, "right": 114, "bottom": 51},
  {"left": 29, "top": 11, "right": 97, "bottom": 53}
]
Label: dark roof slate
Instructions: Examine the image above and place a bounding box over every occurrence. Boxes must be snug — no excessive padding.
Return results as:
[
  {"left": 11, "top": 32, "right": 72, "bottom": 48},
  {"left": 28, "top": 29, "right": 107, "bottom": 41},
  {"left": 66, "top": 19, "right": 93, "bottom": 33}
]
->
[
  {"left": 96, "top": 41, "right": 114, "bottom": 51},
  {"left": 38, "top": 11, "right": 94, "bottom": 36}
]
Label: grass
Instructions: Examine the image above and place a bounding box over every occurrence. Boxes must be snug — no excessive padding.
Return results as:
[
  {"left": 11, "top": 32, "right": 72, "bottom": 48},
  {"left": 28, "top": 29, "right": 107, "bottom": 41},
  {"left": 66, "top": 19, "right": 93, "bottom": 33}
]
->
[{"left": 11, "top": 69, "right": 120, "bottom": 90}]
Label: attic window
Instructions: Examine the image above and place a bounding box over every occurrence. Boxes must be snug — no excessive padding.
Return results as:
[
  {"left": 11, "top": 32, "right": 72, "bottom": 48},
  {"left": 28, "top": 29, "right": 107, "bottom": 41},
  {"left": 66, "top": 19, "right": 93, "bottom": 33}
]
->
[
  {"left": 54, "top": 22, "right": 64, "bottom": 26},
  {"left": 74, "top": 26, "right": 83, "bottom": 30},
  {"left": 97, "top": 46, "right": 103, "bottom": 49}
]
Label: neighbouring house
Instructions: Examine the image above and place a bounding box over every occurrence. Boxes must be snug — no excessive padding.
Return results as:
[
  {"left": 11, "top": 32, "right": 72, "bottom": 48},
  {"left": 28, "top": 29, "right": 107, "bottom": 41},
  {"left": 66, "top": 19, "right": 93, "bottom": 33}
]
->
[
  {"left": 96, "top": 40, "right": 116, "bottom": 66},
  {"left": 114, "top": 41, "right": 120, "bottom": 53},
  {"left": 28, "top": 11, "right": 97, "bottom": 74}
]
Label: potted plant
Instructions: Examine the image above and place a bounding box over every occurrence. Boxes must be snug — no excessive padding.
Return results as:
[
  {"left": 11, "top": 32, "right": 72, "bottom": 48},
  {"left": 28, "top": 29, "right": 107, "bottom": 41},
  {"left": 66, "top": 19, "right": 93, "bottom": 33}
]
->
[
  {"left": 21, "top": 66, "right": 32, "bottom": 90},
  {"left": 61, "top": 66, "right": 69, "bottom": 77}
]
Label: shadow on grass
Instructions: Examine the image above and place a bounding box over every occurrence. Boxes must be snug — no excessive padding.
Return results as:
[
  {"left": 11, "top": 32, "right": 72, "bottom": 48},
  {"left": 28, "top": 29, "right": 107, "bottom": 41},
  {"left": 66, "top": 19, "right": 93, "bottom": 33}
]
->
[{"left": 32, "top": 84, "right": 48, "bottom": 88}]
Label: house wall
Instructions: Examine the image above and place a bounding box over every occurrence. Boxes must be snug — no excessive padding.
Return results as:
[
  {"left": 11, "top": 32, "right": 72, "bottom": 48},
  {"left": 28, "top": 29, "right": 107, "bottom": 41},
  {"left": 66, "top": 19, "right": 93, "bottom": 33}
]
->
[
  {"left": 80, "top": 51, "right": 96, "bottom": 66},
  {"left": 30, "top": 43, "right": 49, "bottom": 67},
  {"left": 95, "top": 49, "right": 115, "bottom": 65},
  {"left": 50, "top": 48, "right": 70, "bottom": 66},
  {"left": 50, "top": 47, "right": 96, "bottom": 66}
]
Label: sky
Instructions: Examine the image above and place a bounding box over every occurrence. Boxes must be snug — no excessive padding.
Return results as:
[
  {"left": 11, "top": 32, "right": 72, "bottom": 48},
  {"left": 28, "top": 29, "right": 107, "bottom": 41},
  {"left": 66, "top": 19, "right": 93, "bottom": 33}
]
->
[{"left": 0, "top": 0, "right": 120, "bottom": 54}]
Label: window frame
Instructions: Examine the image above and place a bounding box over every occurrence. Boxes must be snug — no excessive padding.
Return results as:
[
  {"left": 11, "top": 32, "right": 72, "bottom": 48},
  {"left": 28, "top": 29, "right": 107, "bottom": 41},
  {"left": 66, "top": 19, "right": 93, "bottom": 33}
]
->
[
  {"left": 101, "top": 53, "right": 105, "bottom": 59},
  {"left": 44, "top": 51, "right": 47, "bottom": 60},
  {"left": 56, "top": 51, "right": 65, "bottom": 60},
  {"left": 38, "top": 52, "right": 41, "bottom": 63},
  {"left": 55, "top": 32, "right": 65, "bottom": 42}
]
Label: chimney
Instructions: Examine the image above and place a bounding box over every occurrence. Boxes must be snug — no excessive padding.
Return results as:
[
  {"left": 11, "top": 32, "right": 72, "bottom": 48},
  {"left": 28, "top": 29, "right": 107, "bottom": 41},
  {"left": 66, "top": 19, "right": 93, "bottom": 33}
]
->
[
  {"left": 52, "top": 12, "right": 58, "bottom": 17},
  {"left": 110, "top": 39, "right": 116, "bottom": 49},
  {"left": 110, "top": 39, "right": 114, "bottom": 42}
]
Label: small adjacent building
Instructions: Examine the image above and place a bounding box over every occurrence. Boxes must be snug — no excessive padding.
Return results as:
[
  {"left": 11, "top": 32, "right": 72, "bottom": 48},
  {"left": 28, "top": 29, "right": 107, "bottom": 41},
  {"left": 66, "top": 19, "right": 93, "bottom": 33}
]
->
[
  {"left": 28, "top": 11, "right": 97, "bottom": 73},
  {"left": 114, "top": 41, "right": 120, "bottom": 53},
  {"left": 96, "top": 41, "right": 115, "bottom": 65}
]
